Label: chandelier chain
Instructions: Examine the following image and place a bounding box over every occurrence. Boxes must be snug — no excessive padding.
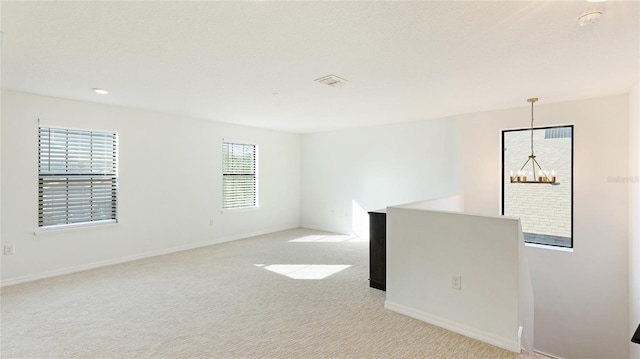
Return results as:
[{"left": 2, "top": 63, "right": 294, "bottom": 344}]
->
[{"left": 530, "top": 100, "right": 534, "bottom": 156}]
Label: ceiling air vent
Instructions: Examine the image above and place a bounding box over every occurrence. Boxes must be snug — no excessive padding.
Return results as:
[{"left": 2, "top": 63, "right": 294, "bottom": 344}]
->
[{"left": 314, "top": 74, "right": 350, "bottom": 88}]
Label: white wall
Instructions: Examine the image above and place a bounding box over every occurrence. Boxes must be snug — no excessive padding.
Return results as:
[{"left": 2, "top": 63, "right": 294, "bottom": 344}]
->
[
  {"left": 0, "top": 90, "right": 301, "bottom": 285},
  {"left": 300, "top": 118, "right": 457, "bottom": 235},
  {"left": 630, "top": 83, "right": 640, "bottom": 359},
  {"left": 385, "top": 205, "right": 531, "bottom": 353},
  {"left": 457, "top": 95, "right": 630, "bottom": 359}
]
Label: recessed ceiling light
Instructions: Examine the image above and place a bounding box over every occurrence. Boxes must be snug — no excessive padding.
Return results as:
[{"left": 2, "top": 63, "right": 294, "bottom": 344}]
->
[{"left": 92, "top": 88, "right": 109, "bottom": 95}]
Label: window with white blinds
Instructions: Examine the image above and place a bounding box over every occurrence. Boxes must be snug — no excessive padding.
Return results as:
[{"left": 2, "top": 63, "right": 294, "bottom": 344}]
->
[
  {"left": 222, "top": 142, "right": 257, "bottom": 209},
  {"left": 38, "top": 126, "right": 118, "bottom": 227}
]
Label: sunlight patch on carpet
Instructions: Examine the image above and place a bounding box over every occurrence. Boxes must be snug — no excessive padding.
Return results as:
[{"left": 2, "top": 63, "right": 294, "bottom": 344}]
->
[{"left": 259, "top": 264, "right": 352, "bottom": 279}]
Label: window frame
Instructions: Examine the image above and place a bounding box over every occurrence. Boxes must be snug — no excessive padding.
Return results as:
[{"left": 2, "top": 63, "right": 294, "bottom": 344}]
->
[
  {"left": 38, "top": 125, "right": 119, "bottom": 229},
  {"left": 222, "top": 140, "right": 258, "bottom": 210},
  {"left": 501, "top": 124, "right": 574, "bottom": 249}
]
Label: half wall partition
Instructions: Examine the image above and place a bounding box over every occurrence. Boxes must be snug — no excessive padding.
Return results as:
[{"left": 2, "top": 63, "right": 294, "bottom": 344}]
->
[{"left": 385, "top": 195, "right": 534, "bottom": 353}]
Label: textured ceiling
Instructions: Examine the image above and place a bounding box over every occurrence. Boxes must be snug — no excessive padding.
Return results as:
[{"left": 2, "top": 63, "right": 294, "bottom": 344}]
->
[{"left": 1, "top": 1, "right": 638, "bottom": 133}]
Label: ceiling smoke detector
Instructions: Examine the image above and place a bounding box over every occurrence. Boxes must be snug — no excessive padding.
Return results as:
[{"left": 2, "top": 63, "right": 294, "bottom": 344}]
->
[
  {"left": 314, "top": 74, "right": 350, "bottom": 88},
  {"left": 577, "top": 9, "right": 604, "bottom": 26}
]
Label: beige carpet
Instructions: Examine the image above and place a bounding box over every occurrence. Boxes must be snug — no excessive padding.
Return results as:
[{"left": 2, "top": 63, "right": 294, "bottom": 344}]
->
[{"left": 1, "top": 228, "right": 545, "bottom": 358}]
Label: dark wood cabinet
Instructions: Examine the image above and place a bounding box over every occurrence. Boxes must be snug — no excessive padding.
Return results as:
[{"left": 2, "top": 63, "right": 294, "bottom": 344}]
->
[{"left": 368, "top": 209, "right": 386, "bottom": 291}]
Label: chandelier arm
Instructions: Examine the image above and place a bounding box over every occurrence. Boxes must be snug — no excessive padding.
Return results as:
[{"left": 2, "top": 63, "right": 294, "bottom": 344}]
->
[
  {"left": 519, "top": 157, "right": 532, "bottom": 171},
  {"left": 531, "top": 157, "right": 550, "bottom": 180},
  {"left": 533, "top": 158, "right": 556, "bottom": 184}
]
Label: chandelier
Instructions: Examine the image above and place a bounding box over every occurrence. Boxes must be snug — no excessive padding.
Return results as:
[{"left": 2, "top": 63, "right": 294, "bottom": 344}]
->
[{"left": 509, "top": 98, "right": 557, "bottom": 184}]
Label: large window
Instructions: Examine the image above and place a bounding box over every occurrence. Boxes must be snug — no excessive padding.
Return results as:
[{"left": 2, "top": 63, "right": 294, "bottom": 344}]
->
[
  {"left": 38, "top": 126, "right": 118, "bottom": 228},
  {"left": 502, "top": 125, "right": 573, "bottom": 248},
  {"left": 222, "top": 141, "right": 257, "bottom": 209}
]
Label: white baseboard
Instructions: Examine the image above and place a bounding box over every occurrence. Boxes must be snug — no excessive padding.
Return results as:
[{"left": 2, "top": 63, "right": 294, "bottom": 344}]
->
[
  {"left": 533, "top": 349, "right": 564, "bottom": 359},
  {"left": 384, "top": 300, "right": 521, "bottom": 353},
  {"left": 1, "top": 225, "right": 298, "bottom": 288}
]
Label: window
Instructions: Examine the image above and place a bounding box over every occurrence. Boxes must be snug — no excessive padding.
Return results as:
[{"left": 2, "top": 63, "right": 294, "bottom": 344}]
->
[
  {"left": 38, "top": 126, "right": 118, "bottom": 228},
  {"left": 222, "top": 141, "right": 257, "bottom": 209},
  {"left": 502, "top": 125, "right": 573, "bottom": 248}
]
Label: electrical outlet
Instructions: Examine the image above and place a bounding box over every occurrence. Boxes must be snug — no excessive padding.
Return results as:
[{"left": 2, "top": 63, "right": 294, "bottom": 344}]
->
[
  {"left": 451, "top": 275, "right": 462, "bottom": 290},
  {"left": 4, "top": 244, "right": 15, "bottom": 256}
]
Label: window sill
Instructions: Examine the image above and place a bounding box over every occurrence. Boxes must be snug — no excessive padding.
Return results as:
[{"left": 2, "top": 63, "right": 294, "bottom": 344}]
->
[
  {"left": 34, "top": 220, "right": 117, "bottom": 236},
  {"left": 524, "top": 242, "right": 574, "bottom": 252},
  {"left": 221, "top": 206, "right": 260, "bottom": 214}
]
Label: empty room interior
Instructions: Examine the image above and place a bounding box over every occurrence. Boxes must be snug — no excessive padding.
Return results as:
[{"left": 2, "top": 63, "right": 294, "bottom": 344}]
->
[{"left": 1, "top": 1, "right": 639, "bottom": 359}]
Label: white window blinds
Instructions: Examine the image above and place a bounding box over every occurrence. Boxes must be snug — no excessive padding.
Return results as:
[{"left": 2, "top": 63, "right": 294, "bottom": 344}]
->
[
  {"left": 38, "top": 127, "right": 118, "bottom": 227},
  {"left": 222, "top": 142, "right": 257, "bottom": 209}
]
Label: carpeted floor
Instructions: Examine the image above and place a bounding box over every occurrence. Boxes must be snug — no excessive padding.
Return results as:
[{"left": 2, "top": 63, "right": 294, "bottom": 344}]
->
[{"left": 1, "top": 228, "right": 545, "bottom": 358}]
